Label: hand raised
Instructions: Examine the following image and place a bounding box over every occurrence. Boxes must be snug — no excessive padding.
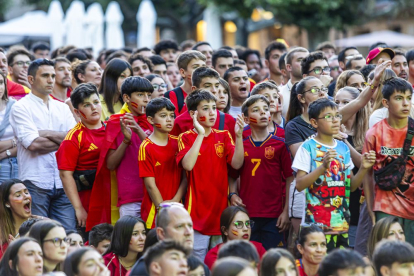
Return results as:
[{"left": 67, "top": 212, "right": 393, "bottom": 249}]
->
[
  {"left": 192, "top": 111, "right": 205, "bottom": 136},
  {"left": 235, "top": 114, "right": 244, "bottom": 138}
]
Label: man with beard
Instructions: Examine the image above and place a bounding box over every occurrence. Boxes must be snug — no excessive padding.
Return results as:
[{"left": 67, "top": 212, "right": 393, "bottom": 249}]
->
[
  {"left": 51, "top": 57, "right": 72, "bottom": 102},
  {"left": 391, "top": 50, "right": 409, "bottom": 81}
]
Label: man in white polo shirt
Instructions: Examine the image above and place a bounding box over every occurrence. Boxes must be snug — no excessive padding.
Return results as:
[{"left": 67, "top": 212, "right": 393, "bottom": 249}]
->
[{"left": 10, "top": 58, "right": 77, "bottom": 230}]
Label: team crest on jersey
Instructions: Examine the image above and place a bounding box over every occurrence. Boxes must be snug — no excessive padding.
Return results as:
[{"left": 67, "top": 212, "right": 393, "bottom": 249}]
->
[
  {"left": 265, "top": 146, "right": 274, "bottom": 159},
  {"left": 215, "top": 142, "right": 224, "bottom": 158}
]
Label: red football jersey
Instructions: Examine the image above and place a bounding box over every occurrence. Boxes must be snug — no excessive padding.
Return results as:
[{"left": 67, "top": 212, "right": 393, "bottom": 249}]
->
[
  {"left": 56, "top": 122, "right": 106, "bottom": 212},
  {"left": 177, "top": 129, "right": 235, "bottom": 235},
  {"left": 138, "top": 135, "right": 182, "bottom": 229},
  {"left": 243, "top": 121, "right": 285, "bottom": 140},
  {"left": 170, "top": 109, "right": 236, "bottom": 139},
  {"left": 236, "top": 135, "right": 293, "bottom": 218}
]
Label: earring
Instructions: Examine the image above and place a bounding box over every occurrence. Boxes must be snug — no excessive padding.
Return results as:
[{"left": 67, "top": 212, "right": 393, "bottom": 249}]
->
[{"left": 5, "top": 204, "right": 10, "bottom": 208}]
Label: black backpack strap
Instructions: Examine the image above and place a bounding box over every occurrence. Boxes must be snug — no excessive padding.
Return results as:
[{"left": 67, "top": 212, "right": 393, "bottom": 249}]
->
[
  {"left": 164, "top": 91, "right": 171, "bottom": 99},
  {"left": 219, "top": 111, "right": 225, "bottom": 130},
  {"left": 175, "top": 88, "right": 184, "bottom": 113},
  {"left": 403, "top": 117, "right": 414, "bottom": 156}
]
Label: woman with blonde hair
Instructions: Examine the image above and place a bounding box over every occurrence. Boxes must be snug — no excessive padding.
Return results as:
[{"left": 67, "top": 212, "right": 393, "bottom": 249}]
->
[{"left": 334, "top": 70, "right": 366, "bottom": 96}]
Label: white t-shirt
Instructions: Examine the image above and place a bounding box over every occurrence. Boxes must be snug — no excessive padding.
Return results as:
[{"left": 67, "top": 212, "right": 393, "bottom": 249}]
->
[
  {"left": 369, "top": 107, "right": 388, "bottom": 129},
  {"left": 229, "top": 106, "right": 242, "bottom": 119}
]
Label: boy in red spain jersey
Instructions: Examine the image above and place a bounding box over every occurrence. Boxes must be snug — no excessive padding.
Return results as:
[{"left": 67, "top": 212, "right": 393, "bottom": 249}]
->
[
  {"left": 243, "top": 81, "right": 286, "bottom": 139},
  {"left": 86, "top": 77, "right": 153, "bottom": 231},
  {"left": 170, "top": 67, "right": 236, "bottom": 138},
  {"left": 231, "top": 95, "right": 293, "bottom": 250},
  {"left": 138, "top": 97, "right": 187, "bottom": 229},
  {"left": 176, "top": 89, "right": 244, "bottom": 261},
  {"left": 56, "top": 83, "right": 106, "bottom": 229}
]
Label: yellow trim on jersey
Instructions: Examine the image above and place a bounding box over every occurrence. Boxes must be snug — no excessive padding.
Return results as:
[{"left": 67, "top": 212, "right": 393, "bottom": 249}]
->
[
  {"left": 139, "top": 140, "right": 151, "bottom": 161},
  {"left": 213, "top": 129, "right": 235, "bottom": 145},
  {"left": 77, "top": 131, "right": 83, "bottom": 148},
  {"left": 64, "top": 123, "right": 82, "bottom": 141},
  {"left": 146, "top": 203, "right": 156, "bottom": 229},
  {"left": 187, "top": 176, "right": 192, "bottom": 214}
]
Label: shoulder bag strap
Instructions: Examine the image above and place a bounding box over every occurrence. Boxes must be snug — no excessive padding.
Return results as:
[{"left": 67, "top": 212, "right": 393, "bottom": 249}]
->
[
  {"left": 402, "top": 117, "right": 414, "bottom": 157},
  {"left": 218, "top": 111, "right": 225, "bottom": 130}
]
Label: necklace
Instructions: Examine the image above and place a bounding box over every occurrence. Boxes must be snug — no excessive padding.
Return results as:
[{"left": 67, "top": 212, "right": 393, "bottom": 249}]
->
[{"left": 119, "top": 257, "right": 134, "bottom": 270}]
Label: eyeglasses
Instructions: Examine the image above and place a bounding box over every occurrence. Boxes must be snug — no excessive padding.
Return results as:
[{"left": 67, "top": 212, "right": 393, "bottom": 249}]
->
[
  {"left": 11, "top": 61, "right": 31, "bottom": 67},
  {"left": 233, "top": 220, "right": 255, "bottom": 229},
  {"left": 317, "top": 114, "right": 343, "bottom": 122},
  {"left": 330, "top": 66, "right": 340, "bottom": 72},
  {"left": 44, "top": 237, "right": 70, "bottom": 247},
  {"left": 304, "top": 87, "right": 328, "bottom": 95},
  {"left": 345, "top": 54, "right": 363, "bottom": 61},
  {"left": 308, "top": 67, "right": 331, "bottom": 75},
  {"left": 153, "top": 84, "right": 168, "bottom": 90}
]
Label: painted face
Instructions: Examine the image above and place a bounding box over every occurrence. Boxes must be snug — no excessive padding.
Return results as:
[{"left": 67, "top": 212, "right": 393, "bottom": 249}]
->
[
  {"left": 384, "top": 90, "right": 412, "bottom": 120},
  {"left": 125, "top": 91, "right": 151, "bottom": 115},
  {"left": 77, "top": 249, "right": 109, "bottom": 276},
  {"left": 297, "top": 232, "right": 327, "bottom": 265},
  {"left": 188, "top": 265, "right": 205, "bottom": 276},
  {"left": 151, "top": 77, "right": 168, "bottom": 99},
  {"left": 150, "top": 107, "right": 175, "bottom": 133},
  {"left": 132, "top": 59, "right": 151, "bottom": 77},
  {"left": 387, "top": 222, "right": 405, "bottom": 241},
  {"left": 347, "top": 74, "right": 366, "bottom": 91},
  {"left": 228, "top": 70, "right": 250, "bottom": 102},
  {"left": 81, "top": 62, "right": 102, "bottom": 88},
  {"left": 163, "top": 207, "right": 194, "bottom": 250},
  {"left": 94, "top": 239, "right": 111, "bottom": 255},
  {"left": 275, "top": 257, "right": 297, "bottom": 276},
  {"left": 197, "top": 77, "right": 220, "bottom": 95},
  {"left": 196, "top": 45, "right": 213, "bottom": 67},
  {"left": 226, "top": 211, "right": 252, "bottom": 241},
  {"left": 54, "top": 61, "right": 72, "bottom": 88},
  {"left": 67, "top": 233, "right": 84, "bottom": 255},
  {"left": 211, "top": 84, "right": 229, "bottom": 112},
  {"left": 42, "top": 226, "right": 68, "bottom": 263},
  {"left": 245, "top": 99, "right": 270, "bottom": 128},
  {"left": 392, "top": 55, "right": 409, "bottom": 80},
  {"left": 167, "top": 64, "right": 181, "bottom": 88},
  {"left": 215, "top": 57, "right": 234, "bottom": 77},
  {"left": 261, "top": 88, "right": 281, "bottom": 114},
  {"left": 16, "top": 241, "right": 43, "bottom": 276},
  {"left": 76, "top": 93, "right": 102, "bottom": 125},
  {"left": 8, "top": 183, "right": 32, "bottom": 220},
  {"left": 193, "top": 100, "right": 217, "bottom": 127},
  {"left": 155, "top": 249, "right": 188, "bottom": 276},
  {"left": 160, "top": 48, "right": 178, "bottom": 63},
  {"left": 129, "top": 222, "right": 146, "bottom": 253}
]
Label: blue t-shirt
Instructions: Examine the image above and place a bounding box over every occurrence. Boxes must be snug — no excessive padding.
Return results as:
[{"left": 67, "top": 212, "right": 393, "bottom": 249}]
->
[{"left": 292, "top": 138, "right": 354, "bottom": 235}]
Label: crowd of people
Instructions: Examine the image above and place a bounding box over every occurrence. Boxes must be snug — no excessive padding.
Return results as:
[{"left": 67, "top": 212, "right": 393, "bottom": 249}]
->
[{"left": 0, "top": 38, "right": 414, "bottom": 276}]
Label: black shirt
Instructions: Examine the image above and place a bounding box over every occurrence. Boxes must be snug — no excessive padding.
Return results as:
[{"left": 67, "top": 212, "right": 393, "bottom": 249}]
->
[
  {"left": 129, "top": 257, "right": 148, "bottom": 276},
  {"left": 285, "top": 115, "right": 316, "bottom": 147}
]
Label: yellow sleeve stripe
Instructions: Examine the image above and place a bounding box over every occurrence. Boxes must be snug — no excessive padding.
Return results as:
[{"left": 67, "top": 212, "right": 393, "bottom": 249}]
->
[
  {"left": 139, "top": 140, "right": 150, "bottom": 161},
  {"left": 64, "top": 123, "right": 82, "bottom": 141},
  {"left": 77, "top": 131, "right": 83, "bottom": 148},
  {"left": 227, "top": 130, "right": 235, "bottom": 146}
]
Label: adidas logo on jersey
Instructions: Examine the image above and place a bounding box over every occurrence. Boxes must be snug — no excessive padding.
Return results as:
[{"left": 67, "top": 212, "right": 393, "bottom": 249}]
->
[
  {"left": 155, "top": 161, "right": 161, "bottom": 166},
  {"left": 88, "top": 143, "right": 98, "bottom": 151}
]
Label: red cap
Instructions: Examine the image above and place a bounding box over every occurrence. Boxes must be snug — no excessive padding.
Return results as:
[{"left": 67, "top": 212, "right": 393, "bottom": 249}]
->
[{"left": 366, "top": 47, "right": 395, "bottom": 64}]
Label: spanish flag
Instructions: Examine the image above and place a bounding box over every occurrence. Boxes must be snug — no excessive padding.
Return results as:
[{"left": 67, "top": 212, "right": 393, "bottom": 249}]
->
[{"left": 86, "top": 103, "right": 153, "bottom": 231}]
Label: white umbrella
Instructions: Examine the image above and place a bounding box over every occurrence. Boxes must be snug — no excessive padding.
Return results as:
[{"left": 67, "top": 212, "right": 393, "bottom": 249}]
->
[
  {"left": 137, "top": 0, "right": 157, "bottom": 49},
  {"left": 85, "top": 3, "right": 104, "bottom": 57},
  {"left": 64, "top": 0, "right": 86, "bottom": 47},
  {"left": 204, "top": 4, "right": 222, "bottom": 49},
  {"left": 47, "top": 0, "right": 65, "bottom": 50},
  {"left": 336, "top": 30, "right": 414, "bottom": 48},
  {"left": 105, "top": 1, "right": 125, "bottom": 49}
]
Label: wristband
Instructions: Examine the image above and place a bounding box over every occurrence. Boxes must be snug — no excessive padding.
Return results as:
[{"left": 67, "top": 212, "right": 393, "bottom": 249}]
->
[
  {"left": 228, "top": 192, "right": 238, "bottom": 201},
  {"left": 370, "top": 83, "right": 378, "bottom": 91},
  {"left": 122, "top": 139, "right": 132, "bottom": 146}
]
